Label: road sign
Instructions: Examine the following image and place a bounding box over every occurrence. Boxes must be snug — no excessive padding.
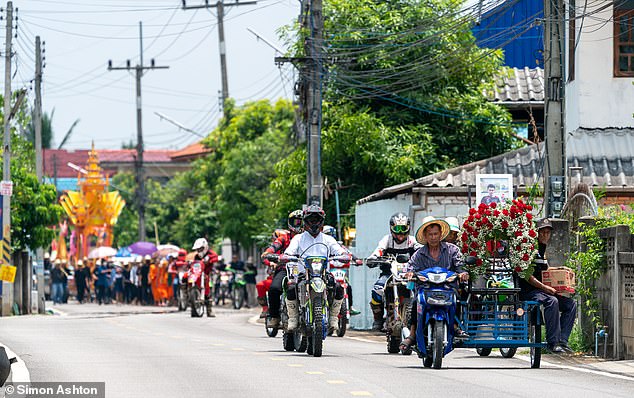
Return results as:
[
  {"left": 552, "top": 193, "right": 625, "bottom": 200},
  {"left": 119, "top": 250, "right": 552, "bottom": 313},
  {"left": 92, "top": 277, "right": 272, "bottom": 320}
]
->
[
  {"left": 0, "top": 264, "right": 16, "bottom": 283},
  {"left": 0, "top": 180, "right": 12, "bottom": 196}
]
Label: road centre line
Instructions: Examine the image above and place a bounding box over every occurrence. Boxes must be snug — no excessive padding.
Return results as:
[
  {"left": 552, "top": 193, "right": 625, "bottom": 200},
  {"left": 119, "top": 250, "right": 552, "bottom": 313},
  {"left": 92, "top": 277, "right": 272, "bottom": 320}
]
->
[
  {"left": 306, "top": 371, "right": 324, "bottom": 375},
  {"left": 350, "top": 391, "right": 373, "bottom": 396},
  {"left": 327, "top": 380, "right": 347, "bottom": 384}
]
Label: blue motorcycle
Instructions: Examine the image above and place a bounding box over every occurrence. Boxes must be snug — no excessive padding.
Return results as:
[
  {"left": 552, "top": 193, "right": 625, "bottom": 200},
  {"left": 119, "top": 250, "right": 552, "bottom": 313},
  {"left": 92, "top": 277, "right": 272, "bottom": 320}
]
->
[{"left": 414, "top": 266, "right": 459, "bottom": 369}]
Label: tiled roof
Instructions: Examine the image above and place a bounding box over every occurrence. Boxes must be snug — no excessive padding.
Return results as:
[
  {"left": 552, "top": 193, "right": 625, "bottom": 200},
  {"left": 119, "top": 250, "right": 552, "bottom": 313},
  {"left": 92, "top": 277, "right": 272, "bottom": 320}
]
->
[
  {"left": 485, "top": 67, "right": 544, "bottom": 103},
  {"left": 357, "top": 128, "right": 634, "bottom": 204},
  {"left": 170, "top": 141, "right": 212, "bottom": 160},
  {"left": 43, "top": 149, "right": 182, "bottom": 178}
]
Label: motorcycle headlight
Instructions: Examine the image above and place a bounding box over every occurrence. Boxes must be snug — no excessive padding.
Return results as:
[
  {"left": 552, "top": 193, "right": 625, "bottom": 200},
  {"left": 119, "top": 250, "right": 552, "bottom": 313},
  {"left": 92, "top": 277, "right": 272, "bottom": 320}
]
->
[{"left": 428, "top": 273, "right": 447, "bottom": 284}]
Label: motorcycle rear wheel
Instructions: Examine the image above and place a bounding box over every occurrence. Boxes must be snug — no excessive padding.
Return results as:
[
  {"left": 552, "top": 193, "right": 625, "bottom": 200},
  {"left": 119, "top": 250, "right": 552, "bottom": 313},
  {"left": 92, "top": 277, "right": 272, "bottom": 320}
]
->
[
  {"left": 295, "top": 332, "right": 307, "bottom": 352},
  {"left": 265, "top": 317, "right": 278, "bottom": 337},
  {"left": 336, "top": 301, "right": 347, "bottom": 337},
  {"left": 232, "top": 287, "right": 244, "bottom": 310}
]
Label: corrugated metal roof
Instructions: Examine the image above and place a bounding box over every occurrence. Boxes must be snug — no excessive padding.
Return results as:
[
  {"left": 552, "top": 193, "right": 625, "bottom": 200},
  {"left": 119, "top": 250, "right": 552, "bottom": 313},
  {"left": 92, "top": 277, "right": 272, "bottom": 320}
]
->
[
  {"left": 357, "top": 128, "right": 634, "bottom": 204},
  {"left": 485, "top": 67, "right": 544, "bottom": 103}
]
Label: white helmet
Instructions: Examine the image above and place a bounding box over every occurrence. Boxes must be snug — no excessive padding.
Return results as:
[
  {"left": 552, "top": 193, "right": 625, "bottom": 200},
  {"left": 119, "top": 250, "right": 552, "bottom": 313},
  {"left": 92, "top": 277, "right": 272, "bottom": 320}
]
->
[
  {"left": 445, "top": 216, "right": 461, "bottom": 233},
  {"left": 192, "top": 238, "right": 209, "bottom": 253}
]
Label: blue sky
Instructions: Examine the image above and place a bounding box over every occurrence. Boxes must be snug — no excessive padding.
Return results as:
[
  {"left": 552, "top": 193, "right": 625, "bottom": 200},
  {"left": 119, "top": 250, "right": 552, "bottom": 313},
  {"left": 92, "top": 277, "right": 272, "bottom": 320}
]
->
[{"left": 8, "top": 0, "right": 299, "bottom": 150}]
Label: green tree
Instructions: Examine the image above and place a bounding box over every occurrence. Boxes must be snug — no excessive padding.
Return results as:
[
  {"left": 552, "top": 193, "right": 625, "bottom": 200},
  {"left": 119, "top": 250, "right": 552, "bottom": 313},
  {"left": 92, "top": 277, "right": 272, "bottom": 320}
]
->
[
  {"left": 1, "top": 96, "right": 63, "bottom": 250},
  {"left": 26, "top": 108, "right": 80, "bottom": 149}
]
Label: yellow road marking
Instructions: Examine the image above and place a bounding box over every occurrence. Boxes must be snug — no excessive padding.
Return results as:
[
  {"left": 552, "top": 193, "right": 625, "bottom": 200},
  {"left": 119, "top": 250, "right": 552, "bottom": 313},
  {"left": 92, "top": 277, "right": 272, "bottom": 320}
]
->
[
  {"left": 270, "top": 357, "right": 285, "bottom": 361},
  {"left": 350, "top": 392, "right": 373, "bottom": 396},
  {"left": 231, "top": 348, "right": 245, "bottom": 351},
  {"left": 287, "top": 364, "right": 304, "bottom": 367},
  {"left": 306, "top": 371, "right": 324, "bottom": 375},
  {"left": 327, "top": 380, "right": 347, "bottom": 385}
]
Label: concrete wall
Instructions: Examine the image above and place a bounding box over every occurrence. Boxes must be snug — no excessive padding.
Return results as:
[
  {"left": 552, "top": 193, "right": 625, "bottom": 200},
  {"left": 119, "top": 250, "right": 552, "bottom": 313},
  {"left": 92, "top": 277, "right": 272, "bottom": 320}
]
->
[
  {"left": 350, "top": 194, "right": 411, "bottom": 329},
  {"left": 566, "top": 3, "right": 634, "bottom": 131}
]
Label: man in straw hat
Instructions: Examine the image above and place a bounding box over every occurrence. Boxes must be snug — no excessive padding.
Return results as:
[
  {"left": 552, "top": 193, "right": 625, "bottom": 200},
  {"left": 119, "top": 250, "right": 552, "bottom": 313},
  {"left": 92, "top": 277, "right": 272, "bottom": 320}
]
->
[
  {"left": 400, "top": 216, "right": 469, "bottom": 351},
  {"left": 518, "top": 218, "right": 576, "bottom": 354}
]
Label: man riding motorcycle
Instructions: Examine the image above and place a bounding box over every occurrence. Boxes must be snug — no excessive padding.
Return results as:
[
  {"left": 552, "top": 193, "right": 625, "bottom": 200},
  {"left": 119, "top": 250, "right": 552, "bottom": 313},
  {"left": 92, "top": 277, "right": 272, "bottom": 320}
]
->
[
  {"left": 259, "top": 210, "right": 303, "bottom": 325},
  {"left": 283, "top": 205, "right": 350, "bottom": 333},
  {"left": 366, "top": 212, "right": 422, "bottom": 331},
  {"left": 192, "top": 237, "right": 219, "bottom": 317}
]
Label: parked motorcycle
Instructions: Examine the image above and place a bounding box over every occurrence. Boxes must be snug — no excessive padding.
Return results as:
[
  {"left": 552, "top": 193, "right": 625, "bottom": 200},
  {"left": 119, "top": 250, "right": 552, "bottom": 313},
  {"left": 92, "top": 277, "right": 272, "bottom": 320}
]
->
[
  {"left": 187, "top": 260, "right": 207, "bottom": 317},
  {"left": 413, "top": 266, "right": 459, "bottom": 369},
  {"left": 366, "top": 254, "right": 412, "bottom": 354}
]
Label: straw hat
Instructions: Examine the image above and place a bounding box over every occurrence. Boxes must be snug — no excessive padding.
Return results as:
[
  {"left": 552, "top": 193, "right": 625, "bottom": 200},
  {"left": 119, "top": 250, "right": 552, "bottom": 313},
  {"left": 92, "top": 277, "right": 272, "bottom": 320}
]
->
[{"left": 415, "top": 216, "right": 450, "bottom": 244}]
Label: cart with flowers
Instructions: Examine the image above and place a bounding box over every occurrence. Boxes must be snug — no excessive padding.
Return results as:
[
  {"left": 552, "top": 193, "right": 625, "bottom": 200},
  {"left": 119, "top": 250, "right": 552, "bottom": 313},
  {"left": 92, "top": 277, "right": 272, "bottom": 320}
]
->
[{"left": 457, "top": 198, "right": 546, "bottom": 368}]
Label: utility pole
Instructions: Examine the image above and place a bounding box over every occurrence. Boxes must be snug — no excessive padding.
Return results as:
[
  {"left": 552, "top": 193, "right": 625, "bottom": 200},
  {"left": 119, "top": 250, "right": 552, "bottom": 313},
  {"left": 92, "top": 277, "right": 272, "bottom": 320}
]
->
[
  {"left": 108, "top": 22, "right": 168, "bottom": 242},
  {"left": 181, "top": 0, "right": 257, "bottom": 118},
  {"left": 275, "top": 0, "right": 324, "bottom": 206},
  {"left": 307, "top": 0, "right": 323, "bottom": 206},
  {"left": 34, "top": 35, "right": 45, "bottom": 313},
  {"left": 543, "top": 0, "right": 566, "bottom": 217},
  {"left": 1, "top": 1, "right": 13, "bottom": 317}
]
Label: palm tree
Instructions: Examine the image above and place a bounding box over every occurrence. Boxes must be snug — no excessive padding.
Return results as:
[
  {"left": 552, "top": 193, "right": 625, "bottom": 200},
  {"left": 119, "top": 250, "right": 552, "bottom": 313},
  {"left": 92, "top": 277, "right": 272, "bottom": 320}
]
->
[{"left": 27, "top": 108, "right": 80, "bottom": 149}]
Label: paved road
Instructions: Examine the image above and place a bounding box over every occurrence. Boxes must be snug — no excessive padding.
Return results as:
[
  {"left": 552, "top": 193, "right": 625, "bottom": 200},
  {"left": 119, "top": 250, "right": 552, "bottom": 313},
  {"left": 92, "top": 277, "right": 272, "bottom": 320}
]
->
[{"left": 1, "top": 303, "right": 632, "bottom": 398}]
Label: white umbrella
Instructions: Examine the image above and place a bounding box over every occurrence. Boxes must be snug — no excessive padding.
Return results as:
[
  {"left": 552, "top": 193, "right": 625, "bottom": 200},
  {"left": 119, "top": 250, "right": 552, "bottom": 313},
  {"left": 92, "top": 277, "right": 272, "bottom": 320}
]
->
[
  {"left": 157, "top": 244, "right": 180, "bottom": 252},
  {"left": 88, "top": 246, "right": 117, "bottom": 259}
]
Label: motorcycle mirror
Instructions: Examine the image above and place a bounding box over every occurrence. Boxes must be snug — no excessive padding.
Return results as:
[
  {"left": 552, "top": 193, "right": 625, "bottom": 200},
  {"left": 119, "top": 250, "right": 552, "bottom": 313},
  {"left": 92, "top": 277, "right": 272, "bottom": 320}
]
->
[
  {"left": 396, "top": 254, "right": 410, "bottom": 263},
  {"left": 465, "top": 256, "right": 477, "bottom": 266}
]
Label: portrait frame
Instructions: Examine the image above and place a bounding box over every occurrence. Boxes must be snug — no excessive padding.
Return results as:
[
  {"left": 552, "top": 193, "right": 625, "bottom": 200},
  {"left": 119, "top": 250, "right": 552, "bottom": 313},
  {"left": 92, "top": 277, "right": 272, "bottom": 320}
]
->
[{"left": 475, "top": 174, "right": 513, "bottom": 207}]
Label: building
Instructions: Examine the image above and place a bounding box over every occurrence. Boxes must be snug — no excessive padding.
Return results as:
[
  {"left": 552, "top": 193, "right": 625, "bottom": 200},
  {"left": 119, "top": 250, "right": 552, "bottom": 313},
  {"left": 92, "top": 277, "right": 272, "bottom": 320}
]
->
[
  {"left": 472, "top": 0, "right": 543, "bottom": 69},
  {"left": 43, "top": 142, "right": 211, "bottom": 192}
]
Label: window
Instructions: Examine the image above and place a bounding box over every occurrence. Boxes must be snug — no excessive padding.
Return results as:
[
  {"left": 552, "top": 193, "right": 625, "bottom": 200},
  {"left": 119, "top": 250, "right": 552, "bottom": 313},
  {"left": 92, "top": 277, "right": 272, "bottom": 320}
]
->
[{"left": 614, "top": 2, "right": 634, "bottom": 77}]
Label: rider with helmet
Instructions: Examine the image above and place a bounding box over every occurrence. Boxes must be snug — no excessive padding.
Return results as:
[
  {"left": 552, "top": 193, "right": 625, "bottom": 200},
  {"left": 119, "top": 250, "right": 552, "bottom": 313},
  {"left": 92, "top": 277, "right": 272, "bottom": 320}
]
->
[
  {"left": 366, "top": 212, "right": 422, "bottom": 331},
  {"left": 283, "top": 205, "right": 350, "bottom": 332},
  {"left": 192, "top": 237, "right": 219, "bottom": 317},
  {"left": 259, "top": 210, "right": 303, "bottom": 325},
  {"left": 322, "top": 225, "right": 360, "bottom": 316}
]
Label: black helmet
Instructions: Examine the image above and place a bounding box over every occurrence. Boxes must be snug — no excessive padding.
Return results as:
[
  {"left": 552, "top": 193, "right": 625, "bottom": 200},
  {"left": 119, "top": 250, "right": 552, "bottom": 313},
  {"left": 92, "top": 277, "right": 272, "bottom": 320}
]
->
[
  {"left": 303, "top": 205, "right": 325, "bottom": 237},
  {"left": 389, "top": 212, "right": 410, "bottom": 235},
  {"left": 287, "top": 209, "right": 303, "bottom": 234}
]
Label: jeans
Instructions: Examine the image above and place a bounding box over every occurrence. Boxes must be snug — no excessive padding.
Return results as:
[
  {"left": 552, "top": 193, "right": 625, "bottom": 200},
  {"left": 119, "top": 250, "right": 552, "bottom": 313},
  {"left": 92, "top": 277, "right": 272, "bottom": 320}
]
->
[
  {"left": 52, "top": 282, "right": 64, "bottom": 304},
  {"left": 523, "top": 290, "right": 577, "bottom": 346}
]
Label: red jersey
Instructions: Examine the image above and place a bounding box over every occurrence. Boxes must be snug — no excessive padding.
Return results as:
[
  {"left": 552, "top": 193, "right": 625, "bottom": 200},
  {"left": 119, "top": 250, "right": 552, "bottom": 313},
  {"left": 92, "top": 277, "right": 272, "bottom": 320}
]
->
[
  {"left": 196, "top": 250, "right": 219, "bottom": 273},
  {"left": 263, "top": 229, "right": 294, "bottom": 267}
]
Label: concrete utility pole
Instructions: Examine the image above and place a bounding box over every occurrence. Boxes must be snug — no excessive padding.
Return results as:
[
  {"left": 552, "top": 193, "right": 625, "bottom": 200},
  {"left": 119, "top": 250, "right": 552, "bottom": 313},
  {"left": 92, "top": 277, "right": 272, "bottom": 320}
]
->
[
  {"left": 275, "top": 0, "right": 324, "bottom": 206},
  {"left": 108, "top": 22, "right": 168, "bottom": 242},
  {"left": 543, "top": 0, "right": 566, "bottom": 217},
  {"left": 1, "top": 1, "right": 13, "bottom": 317},
  {"left": 307, "top": 0, "right": 323, "bottom": 206},
  {"left": 34, "top": 35, "right": 45, "bottom": 313},
  {"left": 181, "top": 0, "right": 257, "bottom": 118}
]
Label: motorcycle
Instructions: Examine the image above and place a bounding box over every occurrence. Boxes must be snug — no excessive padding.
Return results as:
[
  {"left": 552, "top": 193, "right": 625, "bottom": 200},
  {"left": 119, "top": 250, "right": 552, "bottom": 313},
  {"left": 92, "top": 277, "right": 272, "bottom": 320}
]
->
[
  {"left": 329, "top": 262, "right": 351, "bottom": 337},
  {"left": 177, "top": 267, "right": 188, "bottom": 311},
  {"left": 413, "top": 266, "right": 459, "bottom": 369},
  {"left": 187, "top": 260, "right": 207, "bottom": 317},
  {"left": 366, "top": 254, "right": 413, "bottom": 354},
  {"left": 214, "top": 270, "right": 233, "bottom": 306},
  {"left": 231, "top": 270, "right": 247, "bottom": 310},
  {"left": 281, "top": 248, "right": 350, "bottom": 358},
  {"left": 264, "top": 260, "right": 301, "bottom": 354}
]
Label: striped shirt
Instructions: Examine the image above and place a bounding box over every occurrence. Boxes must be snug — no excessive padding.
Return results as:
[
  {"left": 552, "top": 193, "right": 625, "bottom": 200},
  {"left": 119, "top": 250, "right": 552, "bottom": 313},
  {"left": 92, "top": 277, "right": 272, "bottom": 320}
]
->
[{"left": 407, "top": 242, "right": 464, "bottom": 273}]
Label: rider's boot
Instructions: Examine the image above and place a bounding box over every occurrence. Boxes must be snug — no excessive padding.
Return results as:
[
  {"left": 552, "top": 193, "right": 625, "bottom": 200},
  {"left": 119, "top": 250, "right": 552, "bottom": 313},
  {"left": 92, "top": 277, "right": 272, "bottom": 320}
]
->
[
  {"left": 257, "top": 296, "right": 268, "bottom": 319},
  {"left": 329, "top": 299, "right": 343, "bottom": 332},
  {"left": 286, "top": 298, "right": 299, "bottom": 331},
  {"left": 205, "top": 297, "right": 216, "bottom": 318},
  {"left": 371, "top": 302, "right": 385, "bottom": 331}
]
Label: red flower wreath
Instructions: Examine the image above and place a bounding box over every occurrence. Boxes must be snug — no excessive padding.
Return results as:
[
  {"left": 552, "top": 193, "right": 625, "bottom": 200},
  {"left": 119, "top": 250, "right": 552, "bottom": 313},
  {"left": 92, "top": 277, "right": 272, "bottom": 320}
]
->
[{"left": 460, "top": 198, "right": 537, "bottom": 279}]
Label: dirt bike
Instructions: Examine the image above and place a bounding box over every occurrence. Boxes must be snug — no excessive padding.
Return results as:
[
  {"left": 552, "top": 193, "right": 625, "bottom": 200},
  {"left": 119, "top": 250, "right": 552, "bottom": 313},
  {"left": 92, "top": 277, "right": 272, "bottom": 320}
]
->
[
  {"left": 214, "top": 270, "right": 232, "bottom": 306},
  {"left": 280, "top": 247, "right": 350, "bottom": 358},
  {"left": 329, "top": 263, "right": 351, "bottom": 337},
  {"left": 177, "top": 268, "right": 188, "bottom": 311},
  {"left": 365, "top": 254, "right": 413, "bottom": 354},
  {"left": 231, "top": 270, "right": 247, "bottom": 310},
  {"left": 187, "top": 260, "right": 207, "bottom": 317}
]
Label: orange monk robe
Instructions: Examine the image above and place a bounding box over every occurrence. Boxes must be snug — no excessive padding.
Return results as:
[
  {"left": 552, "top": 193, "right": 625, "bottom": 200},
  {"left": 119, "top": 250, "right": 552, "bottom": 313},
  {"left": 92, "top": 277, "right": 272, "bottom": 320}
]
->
[{"left": 149, "top": 262, "right": 160, "bottom": 303}]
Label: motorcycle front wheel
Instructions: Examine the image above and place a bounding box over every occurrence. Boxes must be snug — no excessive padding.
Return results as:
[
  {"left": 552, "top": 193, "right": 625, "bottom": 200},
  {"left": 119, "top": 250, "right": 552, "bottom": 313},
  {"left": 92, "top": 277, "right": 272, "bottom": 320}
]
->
[
  {"left": 178, "top": 288, "right": 187, "bottom": 311},
  {"left": 310, "top": 296, "right": 324, "bottom": 357},
  {"left": 265, "top": 317, "right": 278, "bottom": 338},
  {"left": 337, "top": 301, "right": 347, "bottom": 338},
  {"left": 189, "top": 290, "right": 204, "bottom": 318},
  {"left": 232, "top": 287, "right": 244, "bottom": 310},
  {"left": 432, "top": 322, "right": 445, "bottom": 369}
]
